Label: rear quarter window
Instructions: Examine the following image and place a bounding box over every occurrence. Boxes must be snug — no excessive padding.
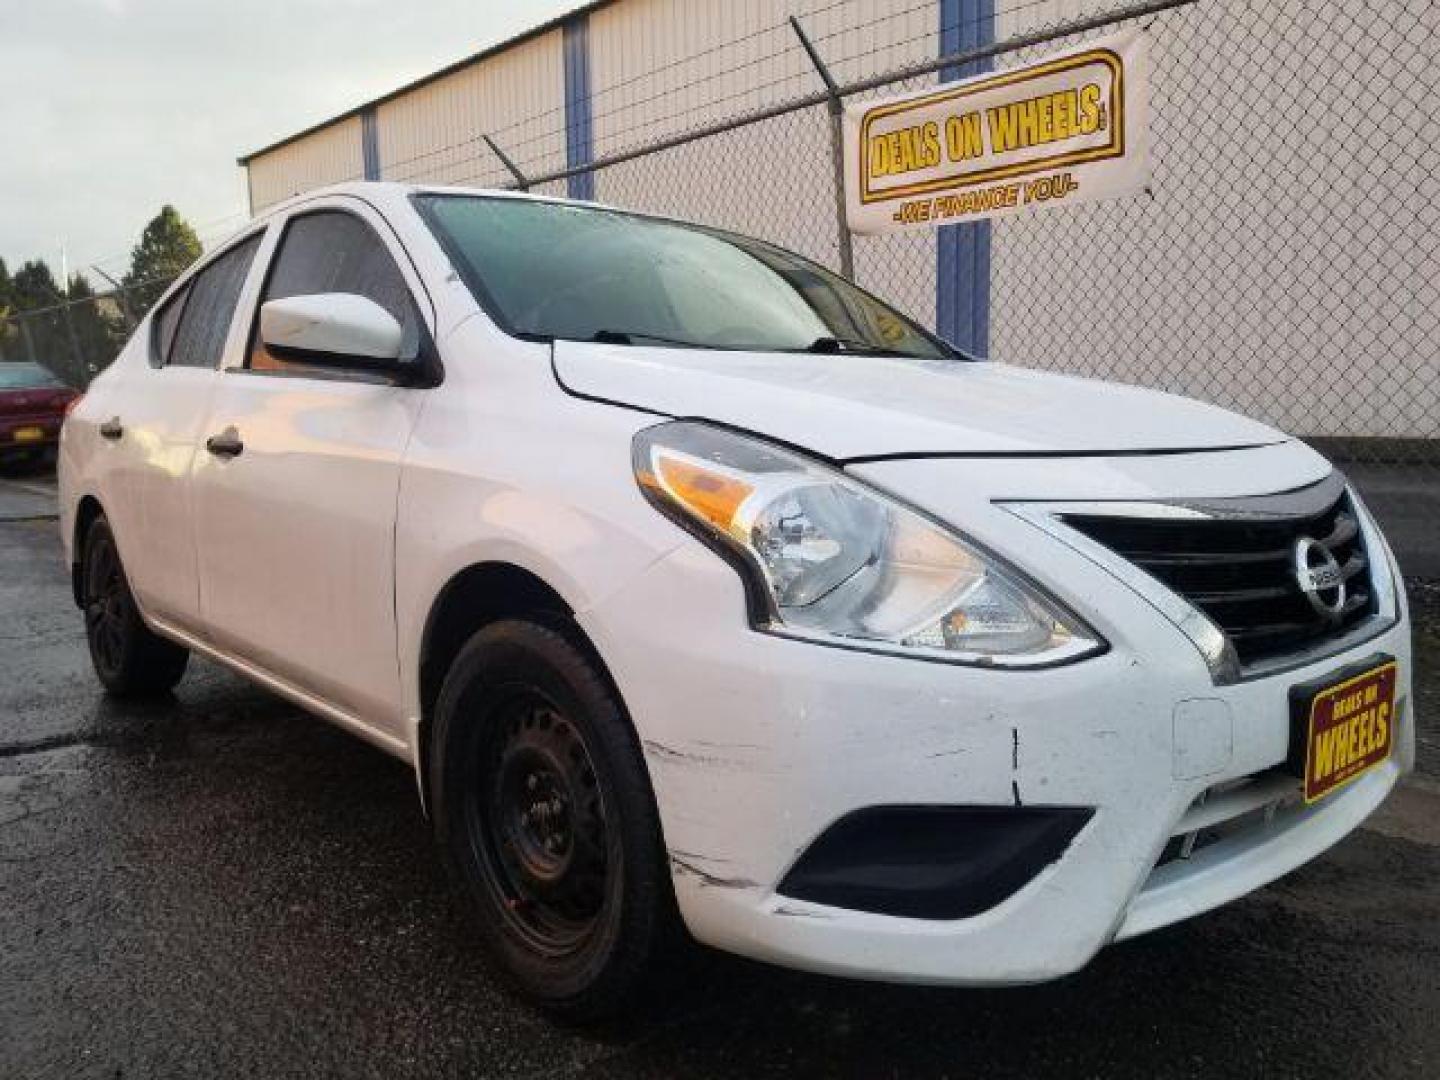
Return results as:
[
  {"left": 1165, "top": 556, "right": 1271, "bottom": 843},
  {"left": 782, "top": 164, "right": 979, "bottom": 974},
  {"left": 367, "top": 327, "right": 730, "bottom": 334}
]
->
[{"left": 150, "top": 284, "right": 190, "bottom": 366}]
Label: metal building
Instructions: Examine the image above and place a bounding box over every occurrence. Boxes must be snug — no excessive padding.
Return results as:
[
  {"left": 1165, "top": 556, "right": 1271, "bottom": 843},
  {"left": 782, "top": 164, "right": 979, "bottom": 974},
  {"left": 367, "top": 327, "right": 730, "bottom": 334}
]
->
[{"left": 237, "top": 0, "right": 1438, "bottom": 446}]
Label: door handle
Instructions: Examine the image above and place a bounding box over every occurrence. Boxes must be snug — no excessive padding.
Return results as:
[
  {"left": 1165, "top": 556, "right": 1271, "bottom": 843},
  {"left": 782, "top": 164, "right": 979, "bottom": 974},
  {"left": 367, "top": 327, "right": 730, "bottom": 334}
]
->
[
  {"left": 205, "top": 427, "right": 244, "bottom": 459},
  {"left": 99, "top": 417, "right": 123, "bottom": 440}
]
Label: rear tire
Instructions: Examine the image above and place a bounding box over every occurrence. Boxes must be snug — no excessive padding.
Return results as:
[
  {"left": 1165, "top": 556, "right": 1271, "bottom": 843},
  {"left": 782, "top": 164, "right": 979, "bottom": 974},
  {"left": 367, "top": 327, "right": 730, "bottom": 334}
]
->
[
  {"left": 429, "top": 619, "right": 672, "bottom": 1021},
  {"left": 81, "top": 515, "right": 189, "bottom": 697}
]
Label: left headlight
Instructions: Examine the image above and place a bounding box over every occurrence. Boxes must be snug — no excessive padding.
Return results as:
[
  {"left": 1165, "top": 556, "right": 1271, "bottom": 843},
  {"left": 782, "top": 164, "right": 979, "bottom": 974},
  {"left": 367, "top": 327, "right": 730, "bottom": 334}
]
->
[{"left": 633, "top": 420, "right": 1104, "bottom": 667}]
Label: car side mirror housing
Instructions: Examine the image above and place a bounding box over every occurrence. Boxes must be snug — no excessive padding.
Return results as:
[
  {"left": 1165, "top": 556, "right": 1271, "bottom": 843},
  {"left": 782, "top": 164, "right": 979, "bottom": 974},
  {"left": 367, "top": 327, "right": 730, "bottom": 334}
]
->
[{"left": 259, "top": 293, "right": 408, "bottom": 372}]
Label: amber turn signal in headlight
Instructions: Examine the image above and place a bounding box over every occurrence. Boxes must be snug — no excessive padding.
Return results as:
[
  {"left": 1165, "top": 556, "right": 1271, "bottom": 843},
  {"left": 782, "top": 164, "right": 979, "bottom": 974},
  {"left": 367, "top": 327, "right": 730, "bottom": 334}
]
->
[{"left": 634, "top": 421, "right": 1104, "bottom": 667}]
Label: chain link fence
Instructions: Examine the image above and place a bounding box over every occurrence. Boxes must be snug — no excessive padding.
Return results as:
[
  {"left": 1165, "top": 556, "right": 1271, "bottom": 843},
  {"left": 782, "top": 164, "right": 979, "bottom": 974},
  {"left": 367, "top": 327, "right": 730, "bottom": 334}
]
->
[
  {"left": 5, "top": 0, "right": 1434, "bottom": 540},
  {"left": 0, "top": 274, "right": 170, "bottom": 390}
]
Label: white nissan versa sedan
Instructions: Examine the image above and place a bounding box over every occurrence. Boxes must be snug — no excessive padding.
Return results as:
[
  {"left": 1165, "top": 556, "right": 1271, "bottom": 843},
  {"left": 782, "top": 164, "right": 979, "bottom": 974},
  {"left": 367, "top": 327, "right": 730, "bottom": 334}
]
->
[{"left": 59, "top": 183, "right": 1413, "bottom": 1017}]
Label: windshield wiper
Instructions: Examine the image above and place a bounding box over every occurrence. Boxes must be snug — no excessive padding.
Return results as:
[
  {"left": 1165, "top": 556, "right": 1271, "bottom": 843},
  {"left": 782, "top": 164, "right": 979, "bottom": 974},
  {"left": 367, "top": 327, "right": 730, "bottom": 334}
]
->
[
  {"left": 586, "top": 329, "right": 714, "bottom": 349},
  {"left": 802, "top": 335, "right": 920, "bottom": 357},
  {"left": 581, "top": 329, "right": 936, "bottom": 359}
]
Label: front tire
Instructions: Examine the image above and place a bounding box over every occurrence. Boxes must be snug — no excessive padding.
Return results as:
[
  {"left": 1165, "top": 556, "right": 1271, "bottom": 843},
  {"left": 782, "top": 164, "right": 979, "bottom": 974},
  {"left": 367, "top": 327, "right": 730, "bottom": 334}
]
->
[
  {"left": 430, "top": 620, "right": 671, "bottom": 1021},
  {"left": 81, "top": 515, "right": 189, "bottom": 697}
]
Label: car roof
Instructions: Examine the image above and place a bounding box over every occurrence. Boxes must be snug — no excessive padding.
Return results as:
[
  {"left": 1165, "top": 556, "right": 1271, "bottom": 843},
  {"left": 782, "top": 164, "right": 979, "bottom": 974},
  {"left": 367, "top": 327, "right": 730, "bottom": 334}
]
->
[{"left": 254, "top": 181, "right": 588, "bottom": 224}]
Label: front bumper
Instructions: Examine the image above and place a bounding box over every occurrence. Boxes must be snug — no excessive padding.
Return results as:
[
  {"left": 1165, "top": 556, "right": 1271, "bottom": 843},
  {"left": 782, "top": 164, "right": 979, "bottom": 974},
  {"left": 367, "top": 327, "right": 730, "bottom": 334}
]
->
[{"left": 579, "top": 486, "right": 1414, "bottom": 985}]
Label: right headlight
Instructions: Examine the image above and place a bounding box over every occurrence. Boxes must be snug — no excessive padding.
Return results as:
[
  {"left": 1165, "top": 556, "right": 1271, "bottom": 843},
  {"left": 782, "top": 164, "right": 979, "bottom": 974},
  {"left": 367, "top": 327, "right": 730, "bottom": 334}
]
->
[{"left": 633, "top": 421, "right": 1104, "bottom": 667}]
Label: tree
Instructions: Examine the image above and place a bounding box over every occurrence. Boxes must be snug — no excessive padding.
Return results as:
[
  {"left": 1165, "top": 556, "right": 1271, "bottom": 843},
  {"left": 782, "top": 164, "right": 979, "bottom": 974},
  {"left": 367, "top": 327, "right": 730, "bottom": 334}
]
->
[
  {"left": 124, "top": 205, "right": 201, "bottom": 316},
  {"left": 11, "top": 259, "right": 63, "bottom": 311},
  {"left": 8, "top": 260, "right": 66, "bottom": 370}
]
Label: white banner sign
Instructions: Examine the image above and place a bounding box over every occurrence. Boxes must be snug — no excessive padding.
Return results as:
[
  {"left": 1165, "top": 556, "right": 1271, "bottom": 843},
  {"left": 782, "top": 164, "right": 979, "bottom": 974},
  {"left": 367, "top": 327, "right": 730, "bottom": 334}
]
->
[{"left": 843, "top": 28, "right": 1150, "bottom": 234}]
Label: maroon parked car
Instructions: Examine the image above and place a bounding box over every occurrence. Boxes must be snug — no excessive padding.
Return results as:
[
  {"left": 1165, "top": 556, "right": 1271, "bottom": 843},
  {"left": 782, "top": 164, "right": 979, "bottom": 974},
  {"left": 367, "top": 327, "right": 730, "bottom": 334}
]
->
[{"left": 0, "top": 362, "right": 77, "bottom": 465}]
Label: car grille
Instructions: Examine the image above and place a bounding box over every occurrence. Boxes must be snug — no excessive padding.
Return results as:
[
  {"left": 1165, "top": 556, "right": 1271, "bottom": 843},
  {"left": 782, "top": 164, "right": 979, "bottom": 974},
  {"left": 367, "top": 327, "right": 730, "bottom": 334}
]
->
[{"left": 1063, "top": 483, "right": 1375, "bottom": 667}]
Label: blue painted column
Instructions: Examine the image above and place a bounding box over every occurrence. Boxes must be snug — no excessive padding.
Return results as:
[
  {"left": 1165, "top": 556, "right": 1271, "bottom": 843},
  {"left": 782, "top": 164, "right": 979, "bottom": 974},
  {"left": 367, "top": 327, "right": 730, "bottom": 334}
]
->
[
  {"left": 361, "top": 106, "right": 381, "bottom": 180},
  {"left": 936, "top": 0, "right": 993, "bottom": 356},
  {"left": 563, "top": 16, "right": 595, "bottom": 200}
]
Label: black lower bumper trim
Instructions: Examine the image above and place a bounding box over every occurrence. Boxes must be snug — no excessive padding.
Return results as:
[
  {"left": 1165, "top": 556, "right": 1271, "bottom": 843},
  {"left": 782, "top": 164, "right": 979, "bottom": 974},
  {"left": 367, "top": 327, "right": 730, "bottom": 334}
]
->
[{"left": 777, "top": 805, "right": 1094, "bottom": 920}]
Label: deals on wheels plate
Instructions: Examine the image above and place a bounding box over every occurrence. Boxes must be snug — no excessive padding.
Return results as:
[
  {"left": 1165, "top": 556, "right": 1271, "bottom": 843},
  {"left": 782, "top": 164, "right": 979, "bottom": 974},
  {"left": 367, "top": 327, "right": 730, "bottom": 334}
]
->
[
  {"left": 843, "top": 28, "right": 1151, "bottom": 234},
  {"left": 1290, "top": 658, "right": 1398, "bottom": 805}
]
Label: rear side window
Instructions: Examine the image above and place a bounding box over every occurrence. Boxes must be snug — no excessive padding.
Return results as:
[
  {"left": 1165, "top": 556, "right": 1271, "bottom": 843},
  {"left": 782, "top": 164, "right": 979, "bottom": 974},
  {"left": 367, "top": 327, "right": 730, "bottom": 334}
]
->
[
  {"left": 249, "top": 211, "right": 420, "bottom": 373},
  {"left": 166, "top": 235, "right": 262, "bottom": 369}
]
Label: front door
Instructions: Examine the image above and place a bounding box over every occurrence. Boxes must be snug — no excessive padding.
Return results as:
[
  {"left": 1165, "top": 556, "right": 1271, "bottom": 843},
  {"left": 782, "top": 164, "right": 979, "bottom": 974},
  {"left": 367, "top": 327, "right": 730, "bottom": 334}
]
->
[{"left": 191, "top": 201, "right": 434, "bottom": 731}]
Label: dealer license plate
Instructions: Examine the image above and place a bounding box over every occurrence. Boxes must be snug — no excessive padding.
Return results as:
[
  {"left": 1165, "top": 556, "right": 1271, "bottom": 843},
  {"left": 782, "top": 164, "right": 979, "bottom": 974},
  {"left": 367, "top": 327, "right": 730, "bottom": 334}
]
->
[
  {"left": 1290, "top": 657, "right": 1397, "bottom": 804},
  {"left": 13, "top": 426, "right": 44, "bottom": 443}
]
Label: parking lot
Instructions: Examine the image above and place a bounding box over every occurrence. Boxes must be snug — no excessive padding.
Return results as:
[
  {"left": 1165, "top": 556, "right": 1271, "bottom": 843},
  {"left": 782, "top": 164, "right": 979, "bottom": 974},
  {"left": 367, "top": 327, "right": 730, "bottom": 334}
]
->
[{"left": 3, "top": 467, "right": 1438, "bottom": 1079}]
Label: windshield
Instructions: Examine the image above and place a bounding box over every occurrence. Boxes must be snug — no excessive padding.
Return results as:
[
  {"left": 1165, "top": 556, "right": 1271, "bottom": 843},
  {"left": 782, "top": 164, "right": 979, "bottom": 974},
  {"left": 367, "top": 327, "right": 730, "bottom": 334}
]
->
[
  {"left": 415, "top": 194, "right": 956, "bottom": 360},
  {"left": 0, "top": 363, "right": 64, "bottom": 390}
]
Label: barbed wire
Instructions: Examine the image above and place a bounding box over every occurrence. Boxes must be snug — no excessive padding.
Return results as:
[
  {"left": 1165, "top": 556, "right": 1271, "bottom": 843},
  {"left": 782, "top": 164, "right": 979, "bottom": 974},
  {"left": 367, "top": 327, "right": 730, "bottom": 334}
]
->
[{"left": 316, "top": 0, "right": 1085, "bottom": 191}]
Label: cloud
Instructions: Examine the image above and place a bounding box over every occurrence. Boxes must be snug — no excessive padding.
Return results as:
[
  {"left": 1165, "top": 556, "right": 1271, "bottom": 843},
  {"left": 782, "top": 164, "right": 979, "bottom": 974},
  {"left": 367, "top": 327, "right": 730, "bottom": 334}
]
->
[{"left": 0, "top": 0, "right": 574, "bottom": 278}]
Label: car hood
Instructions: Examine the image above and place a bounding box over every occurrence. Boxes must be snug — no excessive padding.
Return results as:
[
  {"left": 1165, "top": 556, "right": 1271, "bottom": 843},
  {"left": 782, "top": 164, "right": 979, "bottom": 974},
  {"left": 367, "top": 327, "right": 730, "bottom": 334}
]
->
[{"left": 552, "top": 342, "right": 1288, "bottom": 459}]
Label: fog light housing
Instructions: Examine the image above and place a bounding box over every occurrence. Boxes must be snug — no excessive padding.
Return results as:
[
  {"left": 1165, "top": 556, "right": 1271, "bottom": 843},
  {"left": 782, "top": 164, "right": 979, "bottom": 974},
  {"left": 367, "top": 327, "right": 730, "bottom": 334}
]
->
[{"left": 777, "top": 805, "right": 1094, "bottom": 920}]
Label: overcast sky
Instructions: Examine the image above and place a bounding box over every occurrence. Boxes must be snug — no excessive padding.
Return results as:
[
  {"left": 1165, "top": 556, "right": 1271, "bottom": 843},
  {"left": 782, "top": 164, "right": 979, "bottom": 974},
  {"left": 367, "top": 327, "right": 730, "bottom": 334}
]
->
[{"left": 0, "top": 0, "right": 576, "bottom": 284}]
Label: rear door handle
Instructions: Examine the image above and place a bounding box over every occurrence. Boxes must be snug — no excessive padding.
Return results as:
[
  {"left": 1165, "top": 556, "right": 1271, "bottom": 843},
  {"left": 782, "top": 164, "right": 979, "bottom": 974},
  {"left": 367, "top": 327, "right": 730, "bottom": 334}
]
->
[
  {"left": 205, "top": 427, "right": 244, "bottom": 459},
  {"left": 99, "top": 417, "right": 123, "bottom": 440}
]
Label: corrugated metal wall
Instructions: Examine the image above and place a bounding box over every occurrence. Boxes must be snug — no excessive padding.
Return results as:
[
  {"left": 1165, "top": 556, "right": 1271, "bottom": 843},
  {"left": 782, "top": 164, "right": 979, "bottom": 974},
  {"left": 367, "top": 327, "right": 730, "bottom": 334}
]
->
[
  {"left": 377, "top": 30, "right": 566, "bottom": 190},
  {"left": 247, "top": 115, "right": 366, "bottom": 213}
]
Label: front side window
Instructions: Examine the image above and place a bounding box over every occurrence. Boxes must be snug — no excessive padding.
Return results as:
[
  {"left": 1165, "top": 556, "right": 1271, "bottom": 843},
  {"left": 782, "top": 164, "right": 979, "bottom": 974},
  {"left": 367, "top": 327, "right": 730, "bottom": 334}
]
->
[
  {"left": 165, "top": 235, "right": 261, "bottom": 369},
  {"left": 414, "top": 194, "right": 954, "bottom": 360},
  {"left": 249, "top": 211, "right": 421, "bottom": 373}
]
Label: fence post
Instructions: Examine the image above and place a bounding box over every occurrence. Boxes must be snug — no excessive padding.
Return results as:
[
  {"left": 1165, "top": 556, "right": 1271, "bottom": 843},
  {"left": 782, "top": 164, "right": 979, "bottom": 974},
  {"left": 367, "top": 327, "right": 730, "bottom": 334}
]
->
[
  {"left": 790, "top": 16, "right": 855, "bottom": 281},
  {"left": 91, "top": 266, "right": 136, "bottom": 334},
  {"left": 19, "top": 314, "right": 38, "bottom": 364},
  {"left": 483, "top": 134, "right": 530, "bottom": 191},
  {"left": 60, "top": 295, "right": 87, "bottom": 385}
]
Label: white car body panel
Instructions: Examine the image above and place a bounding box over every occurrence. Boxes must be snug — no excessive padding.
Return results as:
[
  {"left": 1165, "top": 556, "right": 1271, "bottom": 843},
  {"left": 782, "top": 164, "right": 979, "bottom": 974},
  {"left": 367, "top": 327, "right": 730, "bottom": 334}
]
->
[
  {"left": 57, "top": 182, "right": 1416, "bottom": 988},
  {"left": 190, "top": 374, "right": 424, "bottom": 728},
  {"left": 553, "top": 341, "right": 1284, "bottom": 458},
  {"left": 392, "top": 316, "right": 687, "bottom": 745},
  {"left": 90, "top": 365, "right": 222, "bottom": 633}
]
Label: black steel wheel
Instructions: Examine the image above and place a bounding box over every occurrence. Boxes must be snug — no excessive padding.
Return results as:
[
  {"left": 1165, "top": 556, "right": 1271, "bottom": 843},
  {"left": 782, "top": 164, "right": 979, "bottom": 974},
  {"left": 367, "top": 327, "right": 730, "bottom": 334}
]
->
[
  {"left": 81, "top": 515, "right": 189, "bottom": 697},
  {"left": 430, "top": 619, "right": 672, "bottom": 1020},
  {"left": 478, "top": 689, "right": 611, "bottom": 955}
]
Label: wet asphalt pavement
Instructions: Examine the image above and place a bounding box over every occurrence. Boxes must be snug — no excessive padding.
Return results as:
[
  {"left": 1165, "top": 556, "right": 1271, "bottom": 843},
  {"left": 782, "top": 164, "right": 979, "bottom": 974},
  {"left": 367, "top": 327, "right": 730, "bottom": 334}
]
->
[{"left": 2, "top": 469, "right": 1438, "bottom": 1079}]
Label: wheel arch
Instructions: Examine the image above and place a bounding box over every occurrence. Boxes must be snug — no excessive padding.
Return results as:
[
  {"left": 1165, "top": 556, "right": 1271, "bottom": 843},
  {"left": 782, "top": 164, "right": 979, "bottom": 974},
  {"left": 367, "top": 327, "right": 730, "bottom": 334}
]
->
[
  {"left": 70, "top": 494, "right": 106, "bottom": 608},
  {"left": 415, "top": 560, "right": 628, "bottom": 811}
]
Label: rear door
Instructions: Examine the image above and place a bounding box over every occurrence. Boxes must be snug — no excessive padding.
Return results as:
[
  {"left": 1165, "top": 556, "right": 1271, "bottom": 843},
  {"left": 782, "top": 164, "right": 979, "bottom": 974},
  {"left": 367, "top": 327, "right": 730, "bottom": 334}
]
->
[
  {"left": 99, "top": 233, "right": 265, "bottom": 633},
  {"left": 191, "top": 198, "right": 433, "bottom": 731}
]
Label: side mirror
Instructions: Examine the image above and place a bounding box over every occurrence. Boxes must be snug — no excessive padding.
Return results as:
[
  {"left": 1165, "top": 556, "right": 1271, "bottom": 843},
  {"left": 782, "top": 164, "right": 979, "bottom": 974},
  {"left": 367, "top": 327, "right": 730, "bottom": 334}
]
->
[{"left": 259, "top": 293, "right": 406, "bottom": 369}]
